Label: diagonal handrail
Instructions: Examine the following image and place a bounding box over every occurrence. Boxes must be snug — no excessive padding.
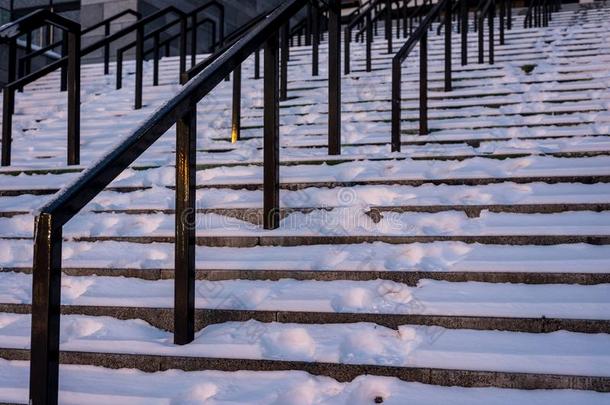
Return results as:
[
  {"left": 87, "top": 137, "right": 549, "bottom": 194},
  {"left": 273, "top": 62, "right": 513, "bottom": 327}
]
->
[{"left": 28, "top": 1, "right": 345, "bottom": 404}]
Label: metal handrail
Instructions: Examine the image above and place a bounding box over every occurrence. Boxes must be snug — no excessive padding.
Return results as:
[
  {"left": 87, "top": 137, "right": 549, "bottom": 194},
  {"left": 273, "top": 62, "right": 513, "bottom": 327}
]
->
[
  {"left": 17, "top": 9, "right": 141, "bottom": 78},
  {"left": 115, "top": 2, "right": 226, "bottom": 89},
  {"left": 1, "top": 6, "right": 188, "bottom": 167},
  {"left": 0, "top": 9, "right": 80, "bottom": 166},
  {"left": 29, "top": 2, "right": 344, "bottom": 405},
  {"left": 391, "top": 0, "right": 452, "bottom": 151}
]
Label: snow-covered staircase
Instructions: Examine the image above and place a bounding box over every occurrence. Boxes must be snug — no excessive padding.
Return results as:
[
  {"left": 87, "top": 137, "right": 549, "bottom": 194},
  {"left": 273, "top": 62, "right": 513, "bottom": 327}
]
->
[{"left": 0, "top": 2, "right": 610, "bottom": 403}]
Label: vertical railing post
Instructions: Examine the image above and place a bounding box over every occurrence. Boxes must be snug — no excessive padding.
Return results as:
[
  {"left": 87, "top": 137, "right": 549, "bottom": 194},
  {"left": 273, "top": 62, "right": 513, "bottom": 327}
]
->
[
  {"left": 191, "top": 14, "right": 197, "bottom": 67},
  {"left": 2, "top": 39, "right": 16, "bottom": 166},
  {"left": 264, "top": 31, "right": 280, "bottom": 230},
  {"left": 1, "top": 88, "right": 14, "bottom": 166},
  {"left": 306, "top": 3, "right": 313, "bottom": 46},
  {"left": 500, "top": 0, "right": 505, "bottom": 44},
  {"left": 116, "top": 49, "right": 123, "bottom": 89},
  {"left": 153, "top": 32, "right": 160, "bottom": 86},
  {"left": 403, "top": 0, "right": 408, "bottom": 37},
  {"left": 507, "top": 0, "right": 512, "bottom": 30},
  {"left": 489, "top": 0, "right": 494, "bottom": 64},
  {"left": 179, "top": 17, "right": 188, "bottom": 78},
  {"left": 280, "top": 22, "right": 289, "bottom": 101},
  {"left": 329, "top": 0, "right": 341, "bottom": 155},
  {"left": 174, "top": 105, "right": 196, "bottom": 346},
  {"left": 255, "top": 49, "right": 261, "bottom": 79},
  {"left": 478, "top": 13, "right": 484, "bottom": 63},
  {"left": 391, "top": 58, "right": 401, "bottom": 152},
  {"left": 134, "top": 24, "right": 144, "bottom": 109},
  {"left": 395, "top": 0, "right": 401, "bottom": 39},
  {"left": 420, "top": 31, "right": 428, "bottom": 134},
  {"left": 444, "top": 0, "right": 452, "bottom": 92},
  {"left": 67, "top": 29, "right": 81, "bottom": 166},
  {"left": 386, "top": 0, "right": 393, "bottom": 53},
  {"left": 344, "top": 27, "right": 351, "bottom": 75},
  {"left": 29, "top": 213, "right": 63, "bottom": 405},
  {"left": 312, "top": 5, "right": 319, "bottom": 76},
  {"left": 461, "top": 0, "right": 468, "bottom": 65},
  {"left": 366, "top": 11, "right": 372, "bottom": 72},
  {"left": 25, "top": 31, "right": 32, "bottom": 76},
  {"left": 232, "top": 65, "right": 242, "bottom": 143},
  {"left": 219, "top": 6, "right": 225, "bottom": 45},
  {"left": 60, "top": 30, "right": 67, "bottom": 92},
  {"left": 104, "top": 21, "right": 110, "bottom": 75}
]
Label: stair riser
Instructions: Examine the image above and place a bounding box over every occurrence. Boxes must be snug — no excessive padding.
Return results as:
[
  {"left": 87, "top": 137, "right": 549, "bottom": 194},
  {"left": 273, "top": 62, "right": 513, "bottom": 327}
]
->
[{"left": 1, "top": 349, "right": 607, "bottom": 391}]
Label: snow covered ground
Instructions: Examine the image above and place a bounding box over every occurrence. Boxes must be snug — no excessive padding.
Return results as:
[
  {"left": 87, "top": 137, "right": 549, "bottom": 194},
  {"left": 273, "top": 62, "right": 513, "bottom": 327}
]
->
[{"left": 0, "top": 3, "right": 609, "bottom": 404}]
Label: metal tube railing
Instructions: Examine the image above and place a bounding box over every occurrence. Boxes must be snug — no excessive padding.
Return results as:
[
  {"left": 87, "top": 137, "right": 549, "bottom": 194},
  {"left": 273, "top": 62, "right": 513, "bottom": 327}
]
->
[
  {"left": 0, "top": 9, "right": 80, "bottom": 166},
  {"left": 28, "top": 3, "right": 341, "bottom": 404},
  {"left": 391, "top": 0, "right": 452, "bottom": 151}
]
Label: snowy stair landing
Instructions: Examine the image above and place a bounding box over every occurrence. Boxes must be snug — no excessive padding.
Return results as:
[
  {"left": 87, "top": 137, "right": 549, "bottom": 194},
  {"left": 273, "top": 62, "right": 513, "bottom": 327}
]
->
[{"left": 0, "top": 3, "right": 610, "bottom": 404}]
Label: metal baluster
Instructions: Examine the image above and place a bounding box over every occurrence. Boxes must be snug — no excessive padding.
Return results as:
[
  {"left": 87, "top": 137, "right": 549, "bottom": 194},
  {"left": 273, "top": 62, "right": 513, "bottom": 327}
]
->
[
  {"left": 329, "top": 0, "right": 341, "bottom": 155},
  {"left": 135, "top": 25, "right": 144, "bottom": 109},
  {"left": 366, "top": 11, "right": 372, "bottom": 72},
  {"left": 179, "top": 17, "right": 188, "bottom": 77},
  {"left": 280, "top": 23, "right": 289, "bottom": 101},
  {"left": 344, "top": 26, "right": 351, "bottom": 75},
  {"left": 191, "top": 14, "right": 197, "bottom": 67},
  {"left": 29, "top": 213, "right": 63, "bottom": 405},
  {"left": 420, "top": 30, "right": 428, "bottom": 134},
  {"left": 313, "top": 5, "right": 319, "bottom": 76},
  {"left": 386, "top": 0, "right": 393, "bottom": 53},
  {"left": 255, "top": 49, "right": 261, "bottom": 79},
  {"left": 60, "top": 30, "right": 67, "bottom": 92},
  {"left": 67, "top": 29, "right": 81, "bottom": 165},
  {"left": 232, "top": 65, "right": 241, "bottom": 143},
  {"left": 500, "top": 0, "right": 505, "bottom": 44},
  {"left": 264, "top": 32, "right": 280, "bottom": 230},
  {"left": 104, "top": 21, "right": 110, "bottom": 75},
  {"left": 445, "top": 0, "right": 452, "bottom": 92},
  {"left": 1, "top": 89, "right": 14, "bottom": 166},
  {"left": 174, "top": 105, "right": 196, "bottom": 345},
  {"left": 153, "top": 32, "right": 160, "bottom": 86},
  {"left": 461, "top": 0, "right": 468, "bottom": 65},
  {"left": 391, "top": 57, "right": 401, "bottom": 152},
  {"left": 116, "top": 49, "right": 123, "bottom": 89},
  {"left": 489, "top": 0, "right": 495, "bottom": 64},
  {"left": 478, "top": 11, "right": 484, "bottom": 63}
]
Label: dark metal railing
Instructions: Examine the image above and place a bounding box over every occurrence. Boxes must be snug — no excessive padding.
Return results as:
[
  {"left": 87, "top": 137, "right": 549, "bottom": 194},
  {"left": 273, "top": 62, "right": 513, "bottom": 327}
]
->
[
  {"left": 344, "top": 0, "right": 379, "bottom": 74},
  {"left": 477, "top": 0, "right": 495, "bottom": 64},
  {"left": 114, "top": 12, "right": 187, "bottom": 90},
  {"left": 524, "top": 0, "right": 560, "bottom": 28},
  {"left": 0, "top": 9, "right": 80, "bottom": 166},
  {"left": 0, "top": 6, "right": 189, "bottom": 166},
  {"left": 29, "top": 2, "right": 343, "bottom": 404},
  {"left": 17, "top": 9, "right": 141, "bottom": 79},
  {"left": 391, "top": 0, "right": 453, "bottom": 151},
  {"left": 187, "top": 0, "right": 225, "bottom": 66},
  {"left": 181, "top": 5, "right": 280, "bottom": 143}
]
